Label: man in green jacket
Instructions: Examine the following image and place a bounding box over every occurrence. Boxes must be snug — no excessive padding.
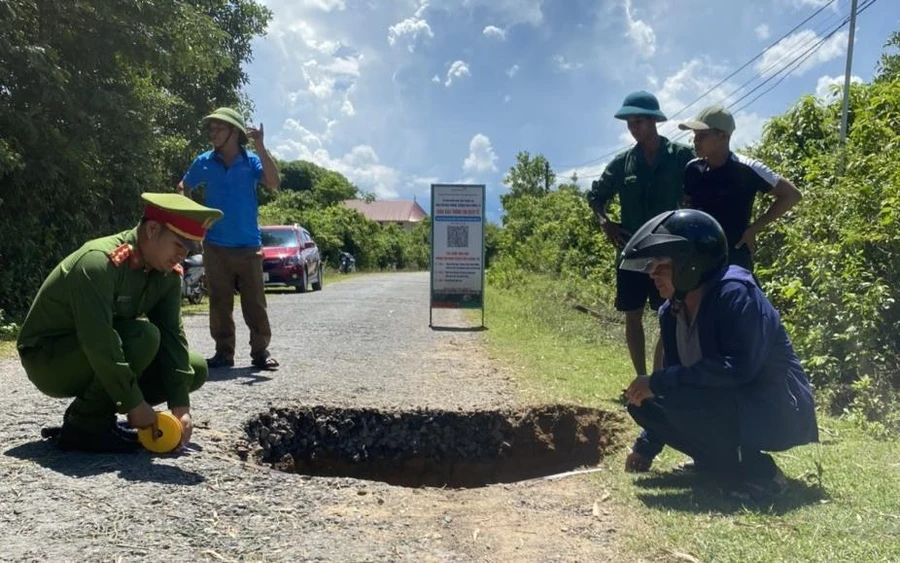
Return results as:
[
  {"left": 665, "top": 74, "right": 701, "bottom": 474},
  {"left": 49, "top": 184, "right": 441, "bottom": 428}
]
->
[
  {"left": 17, "top": 193, "right": 223, "bottom": 453},
  {"left": 587, "top": 91, "right": 695, "bottom": 379}
]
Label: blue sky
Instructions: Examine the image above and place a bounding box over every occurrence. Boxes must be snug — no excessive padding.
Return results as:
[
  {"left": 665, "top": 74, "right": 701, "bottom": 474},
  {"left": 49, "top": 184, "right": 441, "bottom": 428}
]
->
[{"left": 244, "top": 0, "right": 899, "bottom": 223}]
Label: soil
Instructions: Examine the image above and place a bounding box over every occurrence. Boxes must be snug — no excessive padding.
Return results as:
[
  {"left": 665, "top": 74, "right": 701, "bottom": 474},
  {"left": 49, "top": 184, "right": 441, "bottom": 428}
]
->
[{"left": 0, "top": 272, "right": 630, "bottom": 561}]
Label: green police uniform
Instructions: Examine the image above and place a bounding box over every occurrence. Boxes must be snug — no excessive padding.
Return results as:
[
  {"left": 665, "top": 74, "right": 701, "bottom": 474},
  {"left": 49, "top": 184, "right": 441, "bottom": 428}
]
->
[{"left": 17, "top": 194, "right": 223, "bottom": 441}]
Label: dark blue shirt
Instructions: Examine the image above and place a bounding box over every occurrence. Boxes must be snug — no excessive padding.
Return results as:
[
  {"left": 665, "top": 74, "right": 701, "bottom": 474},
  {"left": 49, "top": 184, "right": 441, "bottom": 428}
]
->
[
  {"left": 182, "top": 149, "right": 264, "bottom": 248},
  {"left": 650, "top": 266, "right": 818, "bottom": 452}
]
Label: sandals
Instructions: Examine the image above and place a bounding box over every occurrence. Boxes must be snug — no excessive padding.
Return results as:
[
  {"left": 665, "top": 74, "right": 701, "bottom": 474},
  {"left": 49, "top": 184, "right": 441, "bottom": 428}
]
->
[{"left": 251, "top": 355, "right": 280, "bottom": 371}]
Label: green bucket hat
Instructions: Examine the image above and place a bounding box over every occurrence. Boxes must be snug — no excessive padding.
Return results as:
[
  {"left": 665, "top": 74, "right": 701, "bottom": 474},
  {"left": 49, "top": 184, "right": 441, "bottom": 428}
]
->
[
  {"left": 201, "top": 107, "right": 247, "bottom": 136},
  {"left": 614, "top": 90, "right": 667, "bottom": 122}
]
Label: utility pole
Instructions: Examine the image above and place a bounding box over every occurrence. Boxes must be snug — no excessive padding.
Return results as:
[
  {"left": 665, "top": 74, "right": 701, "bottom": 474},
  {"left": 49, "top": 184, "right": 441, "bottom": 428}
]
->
[
  {"left": 544, "top": 160, "right": 551, "bottom": 193},
  {"left": 839, "top": 0, "right": 859, "bottom": 147}
]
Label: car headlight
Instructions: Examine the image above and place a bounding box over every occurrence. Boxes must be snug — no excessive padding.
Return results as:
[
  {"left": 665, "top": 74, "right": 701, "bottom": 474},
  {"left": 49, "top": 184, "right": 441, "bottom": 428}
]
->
[{"left": 285, "top": 255, "right": 301, "bottom": 265}]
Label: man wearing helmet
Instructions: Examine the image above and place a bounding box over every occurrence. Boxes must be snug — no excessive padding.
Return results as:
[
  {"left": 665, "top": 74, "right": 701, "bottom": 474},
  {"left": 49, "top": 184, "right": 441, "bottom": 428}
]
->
[{"left": 618, "top": 209, "right": 818, "bottom": 500}]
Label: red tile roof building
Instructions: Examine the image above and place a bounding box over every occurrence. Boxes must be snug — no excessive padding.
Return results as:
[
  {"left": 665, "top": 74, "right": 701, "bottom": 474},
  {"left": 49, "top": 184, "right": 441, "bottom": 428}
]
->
[{"left": 343, "top": 199, "right": 428, "bottom": 229}]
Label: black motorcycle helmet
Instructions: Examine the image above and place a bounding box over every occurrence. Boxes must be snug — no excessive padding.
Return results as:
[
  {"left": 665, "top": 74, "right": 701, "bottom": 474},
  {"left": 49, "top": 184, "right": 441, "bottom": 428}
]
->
[{"left": 619, "top": 209, "right": 728, "bottom": 299}]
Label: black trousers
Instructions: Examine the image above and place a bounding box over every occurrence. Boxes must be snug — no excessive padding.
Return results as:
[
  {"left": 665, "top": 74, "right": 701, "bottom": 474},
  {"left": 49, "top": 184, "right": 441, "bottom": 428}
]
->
[{"left": 627, "top": 387, "right": 776, "bottom": 482}]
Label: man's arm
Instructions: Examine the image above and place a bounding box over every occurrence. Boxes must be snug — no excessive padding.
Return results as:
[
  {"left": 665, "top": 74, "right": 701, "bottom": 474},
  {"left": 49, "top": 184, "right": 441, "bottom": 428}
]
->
[
  {"left": 748, "top": 178, "right": 802, "bottom": 235},
  {"left": 257, "top": 147, "right": 280, "bottom": 191},
  {"left": 67, "top": 252, "right": 146, "bottom": 413},
  {"left": 176, "top": 180, "right": 187, "bottom": 196},
  {"left": 146, "top": 272, "right": 194, "bottom": 446},
  {"left": 247, "top": 123, "right": 280, "bottom": 190},
  {"left": 145, "top": 274, "right": 193, "bottom": 410}
]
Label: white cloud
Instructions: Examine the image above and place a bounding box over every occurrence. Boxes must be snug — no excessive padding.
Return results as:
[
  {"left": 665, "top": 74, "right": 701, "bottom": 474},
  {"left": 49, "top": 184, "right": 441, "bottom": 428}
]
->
[
  {"left": 756, "top": 29, "right": 848, "bottom": 78},
  {"left": 445, "top": 60, "right": 470, "bottom": 87},
  {"left": 503, "top": 94, "right": 511, "bottom": 103},
  {"left": 341, "top": 99, "right": 356, "bottom": 116},
  {"left": 483, "top": 25, "right": 506, "bottom": 40},
  {"left": 731, "top": 112, "right": 768, "bottom": 151},
  {"left": 784, "top": 0, "right": 835, "bottom": 7},
  {"left": 298, "top": 0, "right": 346, "bottom": 11},
  {"left": 553, "top": 55, "right": 583, "bottom": 73},
  {"left": 463, "top": 133, "right": 498, "bottom": 173},
  {"left": 387, "top": 16, "right": 434, "bottom": 52},
  {"left": 635, "top": 58, "right": 768, "bottom": 148},
  {"left": 431, "top": 74, "right": 441, "bottom": 83},
  {"left": 815, "top": 74, "right": 862, "bottom": 101},
  {"left": 302, "top": 61, "right": 337, "bottom": 99},
  {"left": 507, "top": 64, "right": 520, "bottom": 78},
  {"left": 273, "top": 129, "right": 401, "bottom": 199},
  {"left": 559, "top": 161, "right": 610, "bottom": 191},
  {"left": 755, "top": 23, "right": 770, "bottom": 40},
  {"left": 623, "top": 0, "right": 656, "bottom": 59}
]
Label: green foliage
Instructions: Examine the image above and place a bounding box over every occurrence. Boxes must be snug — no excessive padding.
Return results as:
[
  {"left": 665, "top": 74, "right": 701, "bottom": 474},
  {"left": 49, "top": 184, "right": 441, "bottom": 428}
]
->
[
  {"left": 489, "top": 159, "right": 617, "bottom": 309},
  {"left": 500, "top": 151, "right": 555, "bottom": 208},
  {"left": 876, "top": 31, "right": 900, "bottom": 82},
  {"left": 259, "top": 173, "right": 430, "bottom": 271},
  {"left": 747, "top": 78, "right": 900, "bottom": 434},
  {"left": 490, "top": 46, "right": 900, "bottom": 434},
  {"left": 0, "top": 0, "right": 271, "bottom": 319},
  {"left": 0, "top": 309, "right": 20, "bottom": 341}
]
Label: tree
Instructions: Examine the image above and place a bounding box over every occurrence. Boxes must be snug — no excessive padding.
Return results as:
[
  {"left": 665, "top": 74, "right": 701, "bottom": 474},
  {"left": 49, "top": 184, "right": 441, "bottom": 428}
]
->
[
  {"left": 501, "top": 151, "right": 555, "bottom": 208},
  {"left": 876, "top": 31, "right": 900, "bottom": 82},
  {"left": 0, "top": 0, "right": 271, "bottom": 318}
]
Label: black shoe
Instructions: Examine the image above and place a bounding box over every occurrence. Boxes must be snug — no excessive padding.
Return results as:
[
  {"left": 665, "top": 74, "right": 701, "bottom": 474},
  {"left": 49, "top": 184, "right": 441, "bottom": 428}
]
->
[
  {"left": 115, "top": 420, "right": 139, "bottom": 442},
  {"left": 729, "top": 466, "right": 788, "bottom": 503},
  {"left": 206, "top": 354, "right": 234, "bottom": 368},
  {"left": 57, "top": 422, "right": 143, "bottom": 453}
]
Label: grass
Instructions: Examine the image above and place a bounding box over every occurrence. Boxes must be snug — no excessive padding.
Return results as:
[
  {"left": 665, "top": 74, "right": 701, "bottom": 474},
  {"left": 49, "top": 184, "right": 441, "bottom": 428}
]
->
[{"left": 479, "top": 276, "right": 900, "bottom": 562}]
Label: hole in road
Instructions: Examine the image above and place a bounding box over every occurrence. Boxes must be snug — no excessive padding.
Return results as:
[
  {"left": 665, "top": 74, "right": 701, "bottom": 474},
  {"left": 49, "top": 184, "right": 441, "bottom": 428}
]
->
[{"left": 237, "top": 405, "right": 624, "bottom": 488}]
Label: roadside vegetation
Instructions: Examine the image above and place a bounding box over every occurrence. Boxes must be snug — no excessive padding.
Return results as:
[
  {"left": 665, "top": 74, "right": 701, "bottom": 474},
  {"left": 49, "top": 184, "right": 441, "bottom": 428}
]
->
[{"left": 478, "top": 32, "right": 900, "bottom": 561}]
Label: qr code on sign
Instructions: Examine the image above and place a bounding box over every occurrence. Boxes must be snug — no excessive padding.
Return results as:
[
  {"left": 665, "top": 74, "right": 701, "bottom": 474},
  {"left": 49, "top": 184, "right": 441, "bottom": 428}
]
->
[{"left": 447, "top": 225, "right": 469, "bottom": 248}]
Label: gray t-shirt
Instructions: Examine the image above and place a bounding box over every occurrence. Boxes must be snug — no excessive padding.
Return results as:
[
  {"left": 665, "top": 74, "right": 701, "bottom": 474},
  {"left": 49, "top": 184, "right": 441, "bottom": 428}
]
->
[{"left": 675, "top": 308, "right": 703, "bottom": 367}]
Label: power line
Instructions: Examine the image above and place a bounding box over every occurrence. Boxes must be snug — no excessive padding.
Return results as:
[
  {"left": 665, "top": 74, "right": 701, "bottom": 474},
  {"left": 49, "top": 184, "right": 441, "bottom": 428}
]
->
[
  {"left": 733, "top": 0, "right": 878, "bottom": 116},
  {"left": 571, "top": 1, "right": 872, "bottom": 180},
  {"left": 556, "top": 0, "right": 841, "bottom": 172}
]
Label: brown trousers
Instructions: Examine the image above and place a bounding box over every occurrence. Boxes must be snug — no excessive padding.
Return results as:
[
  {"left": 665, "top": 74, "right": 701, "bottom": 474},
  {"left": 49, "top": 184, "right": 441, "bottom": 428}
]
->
[{"left": 204, "top": 244, "right": 271, "bottom": 361}]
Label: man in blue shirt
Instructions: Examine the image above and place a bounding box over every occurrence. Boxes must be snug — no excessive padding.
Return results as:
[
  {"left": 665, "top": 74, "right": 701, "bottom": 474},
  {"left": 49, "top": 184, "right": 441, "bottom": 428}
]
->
[
  {"left": 178, "top": 107, "right": 281, "bottom": 370},
  {"left": 618, "top": 209, "right": 818, "bottom": 501}
]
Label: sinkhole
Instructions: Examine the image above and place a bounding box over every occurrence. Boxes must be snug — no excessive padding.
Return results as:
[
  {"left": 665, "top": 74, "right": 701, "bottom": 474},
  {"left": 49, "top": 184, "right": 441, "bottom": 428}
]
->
[{"left": 237, "top": 405, "right": 624, "bottom": 488}]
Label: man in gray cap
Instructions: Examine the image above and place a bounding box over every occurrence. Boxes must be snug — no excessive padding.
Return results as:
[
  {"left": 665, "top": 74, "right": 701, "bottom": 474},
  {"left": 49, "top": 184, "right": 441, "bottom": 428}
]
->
[
  {"left": 678, "top": 104, "right": 801, "bottom": 272},
  {"left": 588, "top": 91, "right": 694, "bottom": 385}
]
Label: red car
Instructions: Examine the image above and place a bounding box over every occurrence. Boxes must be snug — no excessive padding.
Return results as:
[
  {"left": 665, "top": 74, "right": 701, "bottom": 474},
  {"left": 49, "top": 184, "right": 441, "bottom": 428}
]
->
[{"left": 260, "top": 224, "right": 323, "bottom": 292}]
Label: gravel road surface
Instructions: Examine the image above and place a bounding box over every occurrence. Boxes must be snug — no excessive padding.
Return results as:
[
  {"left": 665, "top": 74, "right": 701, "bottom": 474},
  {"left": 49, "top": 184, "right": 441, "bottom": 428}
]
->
[{"left": 0, "top": 272, "right": 622, "bottom": 561}]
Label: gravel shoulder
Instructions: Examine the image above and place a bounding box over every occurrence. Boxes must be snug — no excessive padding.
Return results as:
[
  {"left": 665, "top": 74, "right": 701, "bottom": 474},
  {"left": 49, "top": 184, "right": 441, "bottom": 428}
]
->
[{"left": 0, "top": 272, "right": 624, "bottom": 561}]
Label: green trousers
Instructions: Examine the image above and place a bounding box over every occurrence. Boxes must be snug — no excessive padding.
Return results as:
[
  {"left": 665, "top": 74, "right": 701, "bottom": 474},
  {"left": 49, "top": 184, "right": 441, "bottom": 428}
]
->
[{"left": 20, "top": 318, "right": 207, "bottom": 430}]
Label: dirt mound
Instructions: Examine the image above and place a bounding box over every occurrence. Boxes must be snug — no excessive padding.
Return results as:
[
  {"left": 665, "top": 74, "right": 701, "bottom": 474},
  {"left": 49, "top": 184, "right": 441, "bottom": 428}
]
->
[{"left": 238, "top": 404, "right": 625, "bottom": 487}]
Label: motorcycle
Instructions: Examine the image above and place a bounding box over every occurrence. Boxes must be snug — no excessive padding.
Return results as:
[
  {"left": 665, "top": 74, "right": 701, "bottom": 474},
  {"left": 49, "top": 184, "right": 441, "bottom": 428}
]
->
[
  {"left": 339, "top": 252, "right": 356, "bottom": 274},
  {"left": 181, "top": 254, "right": 206, "bottom": 304}
]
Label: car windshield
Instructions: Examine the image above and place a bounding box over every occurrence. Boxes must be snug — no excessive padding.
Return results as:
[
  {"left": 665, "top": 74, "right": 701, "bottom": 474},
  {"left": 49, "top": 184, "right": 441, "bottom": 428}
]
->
[{"left": 261, "top": 229, "right": 300, "bottom": 248}]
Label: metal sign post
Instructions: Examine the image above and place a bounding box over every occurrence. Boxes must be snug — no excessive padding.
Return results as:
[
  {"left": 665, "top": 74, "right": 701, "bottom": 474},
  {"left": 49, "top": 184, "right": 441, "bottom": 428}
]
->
[{"left": 429, "top": 183, "right": 486, "bottom": 328}]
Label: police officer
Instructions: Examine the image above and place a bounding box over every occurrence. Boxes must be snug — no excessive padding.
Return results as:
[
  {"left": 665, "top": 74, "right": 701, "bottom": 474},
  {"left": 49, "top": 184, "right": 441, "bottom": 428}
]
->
[
  {"left": 17, "top": 193, "right": 224, "bottom": 453},
  {"left": 618, "top": 209, "right": 818, "bottom": 500}
]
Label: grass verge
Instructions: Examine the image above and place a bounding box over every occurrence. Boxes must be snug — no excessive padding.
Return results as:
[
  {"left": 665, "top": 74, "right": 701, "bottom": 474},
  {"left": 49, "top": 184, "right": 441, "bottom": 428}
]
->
[{"left": 480, "top": 276, "right": 900, "bottom": 562}]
